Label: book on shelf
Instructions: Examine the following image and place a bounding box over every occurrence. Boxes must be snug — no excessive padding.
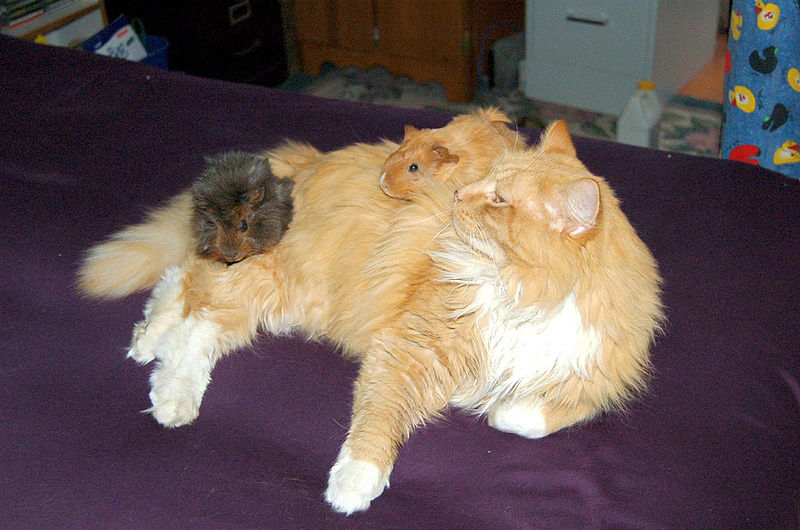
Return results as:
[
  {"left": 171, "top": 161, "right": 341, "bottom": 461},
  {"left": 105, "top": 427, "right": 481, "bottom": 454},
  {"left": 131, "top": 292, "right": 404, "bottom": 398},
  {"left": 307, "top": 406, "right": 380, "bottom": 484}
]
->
[
  {"left": 1, "top": 2, "right": 40, "bottom": 25},
  {"left": 4, "top": 9, "right": 44, "bottom": 29},
  {"left": 1, "top": 0, "right": 77, "bottom": 27}
]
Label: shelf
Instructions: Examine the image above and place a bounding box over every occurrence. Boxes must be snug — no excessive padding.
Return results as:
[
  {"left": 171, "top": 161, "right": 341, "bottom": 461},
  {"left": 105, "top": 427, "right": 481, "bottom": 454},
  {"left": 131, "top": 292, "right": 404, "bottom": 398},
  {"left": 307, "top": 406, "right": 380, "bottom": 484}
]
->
[{"left": 2, "top": 0, "right": 106, "bottom": 40}]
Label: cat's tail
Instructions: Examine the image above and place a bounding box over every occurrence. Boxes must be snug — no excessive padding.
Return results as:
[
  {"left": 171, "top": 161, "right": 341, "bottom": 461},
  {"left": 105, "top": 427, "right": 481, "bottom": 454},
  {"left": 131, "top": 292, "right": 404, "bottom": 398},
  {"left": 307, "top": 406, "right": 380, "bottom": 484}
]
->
[
  {"left": 263, "top": 140, "right": 324, "bottom": 179},
  {"left": 77, "top": 191, "right": 195, "bottom": 299}
]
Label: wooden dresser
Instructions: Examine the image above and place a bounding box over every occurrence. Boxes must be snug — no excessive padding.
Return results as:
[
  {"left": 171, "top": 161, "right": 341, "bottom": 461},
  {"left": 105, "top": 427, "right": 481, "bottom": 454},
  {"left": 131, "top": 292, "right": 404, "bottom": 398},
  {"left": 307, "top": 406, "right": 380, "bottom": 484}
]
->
[{"left": 292, "top": 0, "right": 523, "bottom": 102}]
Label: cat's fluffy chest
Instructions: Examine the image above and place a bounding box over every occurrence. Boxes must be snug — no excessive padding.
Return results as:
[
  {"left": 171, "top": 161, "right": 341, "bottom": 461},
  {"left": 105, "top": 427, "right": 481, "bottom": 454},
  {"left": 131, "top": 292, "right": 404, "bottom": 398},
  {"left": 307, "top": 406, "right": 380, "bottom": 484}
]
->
[
  {"left": 480, "top": 286, "right": 600, "bottom": 388},
  {"left": 440, "top": 244, "right": 602, "bottom": 411}
]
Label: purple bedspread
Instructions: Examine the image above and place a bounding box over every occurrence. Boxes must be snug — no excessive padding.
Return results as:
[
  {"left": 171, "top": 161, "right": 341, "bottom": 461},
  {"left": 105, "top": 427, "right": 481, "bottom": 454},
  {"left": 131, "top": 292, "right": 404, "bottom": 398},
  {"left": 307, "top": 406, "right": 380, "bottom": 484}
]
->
[{"left": 1, "top": 35, "right": 799, "bottom": 528}]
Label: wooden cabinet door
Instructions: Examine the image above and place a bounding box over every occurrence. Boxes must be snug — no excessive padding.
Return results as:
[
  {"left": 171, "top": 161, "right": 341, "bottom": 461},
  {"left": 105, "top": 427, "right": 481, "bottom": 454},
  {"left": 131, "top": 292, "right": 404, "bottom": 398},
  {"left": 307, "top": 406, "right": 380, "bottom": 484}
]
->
[
  {"left": 294, "top": 0, "right": 374, "bottom": 52},
  {"left": 331, "top": 0, "right": 374, "bottom": 52},
  {"left": 294, "top": 0, "right": 330, "bottom": 44},
  {"left": 375, "top": 0, "right": 469, "bottom": 62}
]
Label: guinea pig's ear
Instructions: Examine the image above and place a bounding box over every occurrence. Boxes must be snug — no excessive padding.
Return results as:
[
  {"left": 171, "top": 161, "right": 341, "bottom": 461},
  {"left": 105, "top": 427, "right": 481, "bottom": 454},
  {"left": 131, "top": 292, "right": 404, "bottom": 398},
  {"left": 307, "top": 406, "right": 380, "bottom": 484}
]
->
[
  {"left": 403, "top": 125, "right": 419, "bottom": 140},
  {"left": 431, "top": 145, "right": 459, "bottom": 166},
  {"left": 244, "top": 185, "right": 267, "bottom": 205},
  {"left": 275, "top": 177, "right": 294, "bottom": 203},
  {"left": 195, "top": 205, "right": 217, "bottom": 223}
]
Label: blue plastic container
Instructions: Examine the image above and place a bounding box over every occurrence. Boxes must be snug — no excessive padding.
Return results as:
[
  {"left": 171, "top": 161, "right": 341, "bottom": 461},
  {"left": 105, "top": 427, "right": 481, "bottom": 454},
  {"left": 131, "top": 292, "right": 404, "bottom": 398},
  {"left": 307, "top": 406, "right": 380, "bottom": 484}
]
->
[{"left": 141, "top": 35, "right": 169, "bottom": 70}]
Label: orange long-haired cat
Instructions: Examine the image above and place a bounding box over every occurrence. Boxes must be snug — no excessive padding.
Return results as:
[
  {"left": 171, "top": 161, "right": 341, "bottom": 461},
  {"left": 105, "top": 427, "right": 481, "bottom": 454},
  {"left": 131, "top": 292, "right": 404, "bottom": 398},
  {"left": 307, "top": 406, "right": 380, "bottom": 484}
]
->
[{"left": 78, "top": 120, "right": 663, "bottom": 515}]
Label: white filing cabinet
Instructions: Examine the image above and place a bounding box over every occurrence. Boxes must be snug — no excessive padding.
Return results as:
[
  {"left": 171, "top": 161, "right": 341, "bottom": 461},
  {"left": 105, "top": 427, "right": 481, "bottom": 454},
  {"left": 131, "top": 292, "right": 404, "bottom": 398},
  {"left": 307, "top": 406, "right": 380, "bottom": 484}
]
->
[{"left": 521, "top": 0, "right": 720, "bottom": 115}]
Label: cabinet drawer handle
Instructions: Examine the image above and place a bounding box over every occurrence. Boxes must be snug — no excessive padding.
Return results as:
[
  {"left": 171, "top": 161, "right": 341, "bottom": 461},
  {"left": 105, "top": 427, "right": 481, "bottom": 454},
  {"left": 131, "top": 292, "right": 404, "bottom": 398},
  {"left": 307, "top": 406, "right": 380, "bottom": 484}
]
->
[
  {"left": 234, "top": 37, "right": 262, "bottom": 57},
  {"left": 565, "top": 11, "right": 608, "bottom": 26},
  {"left": 229, "top": 0, "right": 252, "bottom": 25}
]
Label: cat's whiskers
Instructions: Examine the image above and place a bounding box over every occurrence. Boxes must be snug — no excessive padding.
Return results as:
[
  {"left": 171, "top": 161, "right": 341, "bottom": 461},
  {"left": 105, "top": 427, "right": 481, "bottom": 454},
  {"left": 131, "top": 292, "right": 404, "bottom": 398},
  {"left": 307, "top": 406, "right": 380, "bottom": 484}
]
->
[
  {"left": 428, "top": 220, "right": 453, "bottom": 245},
  {"left": 406, "top": 207, "right": 452, "bottom": 226}
]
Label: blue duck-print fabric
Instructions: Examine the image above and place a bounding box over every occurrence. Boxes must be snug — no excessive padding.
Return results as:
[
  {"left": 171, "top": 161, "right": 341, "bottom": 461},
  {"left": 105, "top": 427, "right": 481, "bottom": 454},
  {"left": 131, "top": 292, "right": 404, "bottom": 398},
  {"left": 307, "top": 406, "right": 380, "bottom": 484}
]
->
[{"left": 722, "top": 0, "right": 800, "bottom": 178}]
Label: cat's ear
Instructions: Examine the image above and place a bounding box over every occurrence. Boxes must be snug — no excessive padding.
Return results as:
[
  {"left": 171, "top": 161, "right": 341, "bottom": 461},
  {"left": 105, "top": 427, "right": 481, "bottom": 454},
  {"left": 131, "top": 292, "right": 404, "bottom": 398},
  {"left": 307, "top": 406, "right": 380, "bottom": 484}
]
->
[
  {"left": 403, "top": 125, "right": 419, "bottom": 140},
  {"left": 560, "top": 178, "right": 600, "bottom": 237},
  {"left": 431, "top": 145, "right": 459, "bottom": 165},
  {"left": 540, "top": 120, "right": 577, "bottom": 158}
]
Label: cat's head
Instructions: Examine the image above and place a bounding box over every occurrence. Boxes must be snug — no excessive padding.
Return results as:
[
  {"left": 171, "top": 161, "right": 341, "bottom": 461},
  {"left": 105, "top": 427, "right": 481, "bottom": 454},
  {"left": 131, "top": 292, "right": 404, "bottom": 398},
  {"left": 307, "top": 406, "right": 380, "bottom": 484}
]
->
[
  {"left": 451, "top": 120, "right": 601, "bottom": 270},
  {"left": 379, "top": 125, "right": 459, "bottom": 200}
]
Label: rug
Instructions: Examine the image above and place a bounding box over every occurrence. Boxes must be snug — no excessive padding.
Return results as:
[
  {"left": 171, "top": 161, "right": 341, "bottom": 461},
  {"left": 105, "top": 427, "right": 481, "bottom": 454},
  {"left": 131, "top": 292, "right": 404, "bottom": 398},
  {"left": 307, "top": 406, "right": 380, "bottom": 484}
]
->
[{"left": 280, "top": 65, "right": 723, "bottom": 158}]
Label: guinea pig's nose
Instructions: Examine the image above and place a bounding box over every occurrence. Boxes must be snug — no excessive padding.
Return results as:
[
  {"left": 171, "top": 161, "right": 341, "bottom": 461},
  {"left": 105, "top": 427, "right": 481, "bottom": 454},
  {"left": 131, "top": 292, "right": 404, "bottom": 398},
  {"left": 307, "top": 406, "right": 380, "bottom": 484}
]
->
[{"left": 454, "top": 189, "right": 461, "bottom": 202}]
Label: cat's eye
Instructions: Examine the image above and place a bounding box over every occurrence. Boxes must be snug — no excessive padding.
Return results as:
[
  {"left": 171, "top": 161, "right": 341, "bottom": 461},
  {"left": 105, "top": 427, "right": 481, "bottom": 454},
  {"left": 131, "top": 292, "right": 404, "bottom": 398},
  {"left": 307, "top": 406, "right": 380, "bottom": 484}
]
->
[
  {"left": 240, "top": 219, "right": 248, "bottom": 232},
  {"left": 408, "top": 163, "right": 419, "bottom": 173}
]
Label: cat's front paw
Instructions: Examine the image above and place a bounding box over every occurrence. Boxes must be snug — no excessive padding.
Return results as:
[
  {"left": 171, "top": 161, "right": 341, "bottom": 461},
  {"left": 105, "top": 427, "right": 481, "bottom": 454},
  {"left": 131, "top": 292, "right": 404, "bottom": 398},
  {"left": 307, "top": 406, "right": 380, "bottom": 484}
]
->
[
  {"left": 325, "top": 450, "right": 389, "bottom": 515},
  {"left": 487, "top": 400, "right": 549, "bottom": 439}
]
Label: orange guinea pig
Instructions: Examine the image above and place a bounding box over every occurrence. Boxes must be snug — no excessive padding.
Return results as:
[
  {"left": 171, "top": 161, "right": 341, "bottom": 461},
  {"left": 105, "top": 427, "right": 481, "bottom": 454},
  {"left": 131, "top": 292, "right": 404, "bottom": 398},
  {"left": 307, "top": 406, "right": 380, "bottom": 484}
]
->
[{"left": 379, "top": 107, "right": 526, "bottom": 200}]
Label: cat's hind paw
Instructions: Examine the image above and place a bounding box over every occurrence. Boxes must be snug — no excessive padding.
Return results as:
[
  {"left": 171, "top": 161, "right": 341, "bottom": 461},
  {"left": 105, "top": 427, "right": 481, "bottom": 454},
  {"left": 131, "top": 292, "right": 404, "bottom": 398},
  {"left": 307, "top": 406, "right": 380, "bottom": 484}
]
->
[
  {"left": 142, "top": 316, "right": 219, "bottom": 428},
  {"left": 126, "top": 266, "right": 186, "bottom": 365},
  {"left": 127, "top": 320, "right": 156, "bottom": 364},
  {"left": 145, "top": 368, "right": 202, "bottom": 428},
  {"left": 325, "top": 450, "right": 389, "bottom": 515}
]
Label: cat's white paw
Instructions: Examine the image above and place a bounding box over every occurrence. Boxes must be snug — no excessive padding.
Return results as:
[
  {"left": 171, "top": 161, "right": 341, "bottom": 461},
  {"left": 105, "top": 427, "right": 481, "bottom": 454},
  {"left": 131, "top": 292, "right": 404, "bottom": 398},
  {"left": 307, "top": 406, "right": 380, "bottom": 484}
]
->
[
  {"left": 146, "top": 365, "right": 203, "bottom": 427},
  {"left": 487, "top": 400, "right": 549, "bottom": 439},
  {"left": 127, "top": 266, "right": 186, "bottom": 365},
  {"left": 325, "top": 450, "right": 389, "bottom": 515},
  {"left": 142, "top": 317, "right": 218, "bottom": 428},
  {"left": 127, "top": 320, "right": 156, "bottom": 364}
]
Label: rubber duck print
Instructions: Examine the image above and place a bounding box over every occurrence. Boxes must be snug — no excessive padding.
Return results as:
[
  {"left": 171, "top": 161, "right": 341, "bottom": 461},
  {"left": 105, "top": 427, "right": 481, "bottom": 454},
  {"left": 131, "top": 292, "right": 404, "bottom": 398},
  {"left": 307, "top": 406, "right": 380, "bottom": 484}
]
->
[
  {"left": 789, "top": 68, "right": 800, "bottom": 93},
  {"left": 754, "top": 1, "right": 780, "bottom": 31},
  {"left": 729, "top": 85, "right": 757, "bottom": 113},
  {"left": 773, "top": 141, "right": 800, "bottom": 165},
  {"left": 749, "top": 46, "right": 779, "bottom": 74},
  {"left": 731, "top": 9, "right": 743, "bottom": 40},
  {"left": 763, "top": 103, "right": 789, "bottom": 131}
]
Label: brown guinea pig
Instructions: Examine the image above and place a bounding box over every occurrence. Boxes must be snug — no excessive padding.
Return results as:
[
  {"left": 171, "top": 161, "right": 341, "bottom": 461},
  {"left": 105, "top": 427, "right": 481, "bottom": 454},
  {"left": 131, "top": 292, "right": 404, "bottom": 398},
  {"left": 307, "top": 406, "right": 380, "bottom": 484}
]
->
[
  {"left": 192, "top": 151, "right": 294, "bottom": 264},
  {"left": 379, "top": 107, "right": 524, "bottom": 200}
]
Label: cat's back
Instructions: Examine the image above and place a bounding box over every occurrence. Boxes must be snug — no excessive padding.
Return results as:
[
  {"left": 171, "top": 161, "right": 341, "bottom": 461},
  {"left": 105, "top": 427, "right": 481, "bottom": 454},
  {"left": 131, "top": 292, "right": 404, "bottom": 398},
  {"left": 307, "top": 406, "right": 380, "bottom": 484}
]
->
[{"left": 275, "top": 140, "right": 437, "bottom": 346}]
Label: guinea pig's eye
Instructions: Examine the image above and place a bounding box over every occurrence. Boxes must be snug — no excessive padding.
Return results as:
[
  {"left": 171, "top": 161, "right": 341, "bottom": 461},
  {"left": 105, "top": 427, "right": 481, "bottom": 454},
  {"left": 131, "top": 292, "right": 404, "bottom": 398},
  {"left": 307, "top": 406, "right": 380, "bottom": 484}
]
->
[
  {"left": 408, "top": 163, "right": 419, "bottom": 173},
  {"left": 240, "top": 219, "right": 248, "bottom": 232}
]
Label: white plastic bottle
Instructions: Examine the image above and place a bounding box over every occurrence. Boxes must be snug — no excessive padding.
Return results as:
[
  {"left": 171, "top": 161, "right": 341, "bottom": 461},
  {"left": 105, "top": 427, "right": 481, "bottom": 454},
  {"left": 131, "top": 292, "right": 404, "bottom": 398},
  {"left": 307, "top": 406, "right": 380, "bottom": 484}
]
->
[{"left": 616, "top": 80, "right": 662, "bottom": 148}]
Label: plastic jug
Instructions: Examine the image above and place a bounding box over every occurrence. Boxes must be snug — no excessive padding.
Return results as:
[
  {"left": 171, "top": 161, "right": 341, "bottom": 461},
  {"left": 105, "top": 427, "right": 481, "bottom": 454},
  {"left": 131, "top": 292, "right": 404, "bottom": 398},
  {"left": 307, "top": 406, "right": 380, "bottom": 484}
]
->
[{"left": 616, "top": 80, "right": 662, "bottom": 148}]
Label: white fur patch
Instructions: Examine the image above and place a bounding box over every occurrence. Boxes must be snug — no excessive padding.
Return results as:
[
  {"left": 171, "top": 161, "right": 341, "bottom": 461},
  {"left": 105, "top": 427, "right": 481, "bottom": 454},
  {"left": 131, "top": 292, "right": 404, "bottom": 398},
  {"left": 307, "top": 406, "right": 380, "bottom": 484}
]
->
[
  {"left": 124, "top": 267, "right": 223, "bottom": 427},
  {"left": 128, "top": 266, "right": 185, "bottom": 364},
  {"left": 488, "top": 290, "right": 600, "bottom": 383},
  {"left": 439, "top": 241, "right": 602, "bottom": 413},
  {"left": 325, "top": 448, "right": 389, "bottom": 515},
  {"left": 145, "top": 315, "right": 220, "bottom": 427},
  {"left": 486, "top": 400, "right": 548, "bottom": 439}
]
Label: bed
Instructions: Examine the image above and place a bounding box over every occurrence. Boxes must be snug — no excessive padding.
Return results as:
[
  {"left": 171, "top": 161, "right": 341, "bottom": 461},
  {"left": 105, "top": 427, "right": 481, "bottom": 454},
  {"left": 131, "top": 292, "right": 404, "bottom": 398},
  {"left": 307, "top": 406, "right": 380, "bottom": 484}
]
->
[{"left": 2, "top": 34, "right": 799, "bottom": 527}]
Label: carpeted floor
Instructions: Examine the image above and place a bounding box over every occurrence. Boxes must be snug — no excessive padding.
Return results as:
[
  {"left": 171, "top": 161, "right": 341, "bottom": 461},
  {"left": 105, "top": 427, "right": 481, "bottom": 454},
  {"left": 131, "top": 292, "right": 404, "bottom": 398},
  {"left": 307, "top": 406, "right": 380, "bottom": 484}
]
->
[{"left": 281, "top": 65, "right": 723, "bottom": 158}]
